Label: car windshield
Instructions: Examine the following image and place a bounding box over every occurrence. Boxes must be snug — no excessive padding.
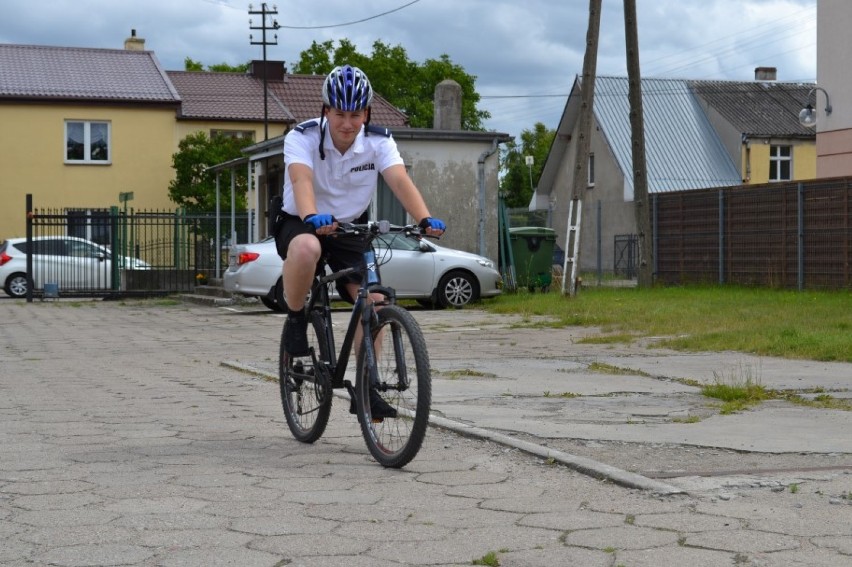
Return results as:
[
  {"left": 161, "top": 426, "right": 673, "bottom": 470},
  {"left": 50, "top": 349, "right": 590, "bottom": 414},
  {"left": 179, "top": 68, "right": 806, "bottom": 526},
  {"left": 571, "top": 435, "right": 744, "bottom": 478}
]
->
[{"left": 376, "top": 233, "right": 422, "bottom": 252}]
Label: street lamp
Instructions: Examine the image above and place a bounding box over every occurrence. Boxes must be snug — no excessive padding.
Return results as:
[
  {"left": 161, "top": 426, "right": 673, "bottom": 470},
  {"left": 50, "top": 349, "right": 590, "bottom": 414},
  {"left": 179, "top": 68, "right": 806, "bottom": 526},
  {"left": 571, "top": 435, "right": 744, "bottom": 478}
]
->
[{"left": 799, "top": 86, "right": 832, "bottom": 129}]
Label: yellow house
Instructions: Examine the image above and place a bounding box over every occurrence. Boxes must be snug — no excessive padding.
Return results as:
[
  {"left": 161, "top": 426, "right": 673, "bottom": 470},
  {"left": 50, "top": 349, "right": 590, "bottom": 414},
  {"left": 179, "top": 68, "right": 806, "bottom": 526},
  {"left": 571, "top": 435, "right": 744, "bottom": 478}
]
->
[
  {"left": 0, "top": 36, "right": 412, "bottom": 240},
  {"left": 689, "top": 72, "right": 817, "bottom": 184},
  {"left": 0, "top": 42, "right": 184, "bottom": 238}
]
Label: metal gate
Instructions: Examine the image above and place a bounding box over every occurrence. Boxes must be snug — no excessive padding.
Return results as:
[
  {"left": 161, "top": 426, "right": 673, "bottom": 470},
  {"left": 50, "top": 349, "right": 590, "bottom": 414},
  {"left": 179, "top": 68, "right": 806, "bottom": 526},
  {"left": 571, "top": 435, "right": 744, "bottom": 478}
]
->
[
  {"left": 614, "top": 234, "right": 638, "bottom": 279},
  {"left": 20, "top": 195, "right": 248, "bottom": 300}
]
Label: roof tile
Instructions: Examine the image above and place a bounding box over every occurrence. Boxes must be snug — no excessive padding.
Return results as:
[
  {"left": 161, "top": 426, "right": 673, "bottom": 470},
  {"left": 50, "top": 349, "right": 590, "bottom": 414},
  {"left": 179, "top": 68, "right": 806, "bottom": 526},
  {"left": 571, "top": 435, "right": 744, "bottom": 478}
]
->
[{"left": 0, "top": 44, "right": 179, "bottom": 102}]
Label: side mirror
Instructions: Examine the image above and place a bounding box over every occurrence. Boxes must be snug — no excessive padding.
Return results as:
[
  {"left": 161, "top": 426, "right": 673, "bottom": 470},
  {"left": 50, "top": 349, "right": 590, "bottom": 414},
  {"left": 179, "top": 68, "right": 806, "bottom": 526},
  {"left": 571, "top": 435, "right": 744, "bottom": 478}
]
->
[{"left": 418, "top": 240, "right": 434, "bottom": 252}]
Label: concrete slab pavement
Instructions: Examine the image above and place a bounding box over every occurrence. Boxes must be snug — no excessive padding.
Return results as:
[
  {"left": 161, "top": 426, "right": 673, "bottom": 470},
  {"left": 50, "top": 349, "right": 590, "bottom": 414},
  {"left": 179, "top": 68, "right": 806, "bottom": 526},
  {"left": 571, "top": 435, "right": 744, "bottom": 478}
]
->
[{"left": 1, "top": 298, "right": 850, "bottom": 566}]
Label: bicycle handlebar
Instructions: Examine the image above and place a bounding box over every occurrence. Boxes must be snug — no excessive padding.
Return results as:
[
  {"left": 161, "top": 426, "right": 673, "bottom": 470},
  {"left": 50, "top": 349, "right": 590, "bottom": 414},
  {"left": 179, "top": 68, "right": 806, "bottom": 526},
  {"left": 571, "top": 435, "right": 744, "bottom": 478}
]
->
[{"left": 334, "top": 221, "right": 435, "bottom": 240}]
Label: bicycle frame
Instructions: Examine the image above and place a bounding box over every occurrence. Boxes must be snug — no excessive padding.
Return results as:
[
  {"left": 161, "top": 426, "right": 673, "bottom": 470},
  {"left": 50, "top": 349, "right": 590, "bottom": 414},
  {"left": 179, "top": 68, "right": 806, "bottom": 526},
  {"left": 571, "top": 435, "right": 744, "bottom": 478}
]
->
[
  {"left": 307, "top": 243, "right": 396, "bottom": 390},
  {"left": 280, "top": 221, "right": 433, "bottom": 467}
]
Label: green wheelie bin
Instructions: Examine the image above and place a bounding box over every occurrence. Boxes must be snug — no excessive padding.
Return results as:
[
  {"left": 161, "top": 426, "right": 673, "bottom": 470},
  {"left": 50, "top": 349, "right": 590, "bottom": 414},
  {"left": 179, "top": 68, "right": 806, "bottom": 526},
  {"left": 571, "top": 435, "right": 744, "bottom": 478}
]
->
[{"left": 509, "top": 227, "right": 556, "bottom": 292}]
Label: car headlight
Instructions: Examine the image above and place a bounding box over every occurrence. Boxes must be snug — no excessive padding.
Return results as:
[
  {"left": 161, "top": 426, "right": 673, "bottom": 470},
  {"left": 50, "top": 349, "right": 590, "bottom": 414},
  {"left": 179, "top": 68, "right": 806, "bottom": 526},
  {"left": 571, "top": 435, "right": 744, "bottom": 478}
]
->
[{"left": 477, "top": 259, "right": 494, "bottom": 269}]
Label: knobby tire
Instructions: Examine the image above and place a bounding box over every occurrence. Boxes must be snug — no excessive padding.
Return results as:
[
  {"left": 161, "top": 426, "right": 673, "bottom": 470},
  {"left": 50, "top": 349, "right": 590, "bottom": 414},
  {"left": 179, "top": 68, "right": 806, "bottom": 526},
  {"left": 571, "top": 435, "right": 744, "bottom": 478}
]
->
[
  {"left": 280, "top": 311, "right": 333, "bottom": 443},
  {"left": 355, "top": 305, "right": 431, "bottom": 468}
]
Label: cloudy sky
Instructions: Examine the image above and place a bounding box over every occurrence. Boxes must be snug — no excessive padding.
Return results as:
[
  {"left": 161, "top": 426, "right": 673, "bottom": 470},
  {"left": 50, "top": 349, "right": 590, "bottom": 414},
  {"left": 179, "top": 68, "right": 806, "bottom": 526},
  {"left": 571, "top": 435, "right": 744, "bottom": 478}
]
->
[{"left": 0, "top": 0, "right": 817, "bottom": 139}]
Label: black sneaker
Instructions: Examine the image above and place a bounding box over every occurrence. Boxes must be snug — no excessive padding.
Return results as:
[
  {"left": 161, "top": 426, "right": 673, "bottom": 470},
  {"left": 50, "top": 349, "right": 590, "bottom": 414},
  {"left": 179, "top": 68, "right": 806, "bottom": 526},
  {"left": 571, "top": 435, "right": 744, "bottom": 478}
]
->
[
  {"left": 284, "top": 313, "right": 309, "bottom": 356},
  {"left": 347, "top": 387, "right": 398, "bottom": 419}
]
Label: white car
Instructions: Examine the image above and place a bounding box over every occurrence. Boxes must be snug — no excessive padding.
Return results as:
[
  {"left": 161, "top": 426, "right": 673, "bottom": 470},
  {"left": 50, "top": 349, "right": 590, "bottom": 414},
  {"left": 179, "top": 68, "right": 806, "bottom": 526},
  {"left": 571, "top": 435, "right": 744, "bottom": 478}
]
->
[
  {"left": 223, "top": 233, "right": 502, "bottom": 310},
  {"left": 0, "top": 236, "right": 151, "bottom": 298}
]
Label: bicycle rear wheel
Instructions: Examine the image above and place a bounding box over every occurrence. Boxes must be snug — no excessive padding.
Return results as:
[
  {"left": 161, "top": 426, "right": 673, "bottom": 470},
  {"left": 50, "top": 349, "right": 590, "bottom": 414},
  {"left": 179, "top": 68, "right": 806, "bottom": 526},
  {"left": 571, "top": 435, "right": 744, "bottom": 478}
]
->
[
  {"left": 356, "top": 305, "right": 431, "bottom": 468},
  {"left": 280, "top": 311, "right": 333, "bottom": 443}
]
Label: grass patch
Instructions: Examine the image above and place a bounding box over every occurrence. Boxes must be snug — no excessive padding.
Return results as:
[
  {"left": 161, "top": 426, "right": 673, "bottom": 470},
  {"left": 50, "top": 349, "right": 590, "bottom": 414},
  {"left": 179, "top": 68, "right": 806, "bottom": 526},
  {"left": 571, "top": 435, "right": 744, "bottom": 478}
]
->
[
  {"left": 483, "top": 286, "right": 852, "bottom": 362},
  {"left": 543, "top": 391, "right": 580, "bottom": 398},
  {"left": 701, "top": 367, "right": 769, "bottom": 414},
  {"left": 576, "top": 333, "right": 637, "bottom": 344},
  {"left": 440, "top": 369, "right": 496, "bottom": 380},
  {"left": 587, "top": 361, "right": 652, "bottom": 377},
  {"left": 672, "top": 415, "right": 702, "bottom": 423},
  {"left": 471, "top": 551, "right": 500, "bottom": 566}
]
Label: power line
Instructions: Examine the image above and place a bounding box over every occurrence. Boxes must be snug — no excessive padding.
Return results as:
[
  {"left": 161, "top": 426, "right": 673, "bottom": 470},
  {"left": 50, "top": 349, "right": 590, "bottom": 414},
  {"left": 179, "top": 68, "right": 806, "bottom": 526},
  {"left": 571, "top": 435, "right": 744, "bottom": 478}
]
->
[
  {"left": 277, "top": 0, "right": 421, "bottom": 29},
  {"left": 641, "top": 5, "right": 814, "bottom": 74}
]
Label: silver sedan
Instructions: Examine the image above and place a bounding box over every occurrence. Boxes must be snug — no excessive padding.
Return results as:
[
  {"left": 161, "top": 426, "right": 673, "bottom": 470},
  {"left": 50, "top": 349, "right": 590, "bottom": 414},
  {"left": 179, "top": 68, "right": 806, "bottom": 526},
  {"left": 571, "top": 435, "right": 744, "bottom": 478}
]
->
[{"left": 223, "top": 233, "right": 502, "bottom": 310}]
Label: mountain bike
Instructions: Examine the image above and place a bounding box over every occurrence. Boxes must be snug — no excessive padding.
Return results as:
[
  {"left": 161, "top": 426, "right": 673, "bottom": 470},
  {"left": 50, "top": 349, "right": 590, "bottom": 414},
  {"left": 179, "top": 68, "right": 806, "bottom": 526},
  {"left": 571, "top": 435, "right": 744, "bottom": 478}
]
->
[{"left": 279, "top": 221, "right": 432, "bottom": 468}]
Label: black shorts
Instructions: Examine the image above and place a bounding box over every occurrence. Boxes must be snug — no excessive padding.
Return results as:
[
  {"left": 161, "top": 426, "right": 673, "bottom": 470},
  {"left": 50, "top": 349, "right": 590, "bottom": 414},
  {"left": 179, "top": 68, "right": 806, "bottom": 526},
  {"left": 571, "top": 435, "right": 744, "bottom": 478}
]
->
[{"left": 273, "top": 212, "right": 369, "bottom": 302}]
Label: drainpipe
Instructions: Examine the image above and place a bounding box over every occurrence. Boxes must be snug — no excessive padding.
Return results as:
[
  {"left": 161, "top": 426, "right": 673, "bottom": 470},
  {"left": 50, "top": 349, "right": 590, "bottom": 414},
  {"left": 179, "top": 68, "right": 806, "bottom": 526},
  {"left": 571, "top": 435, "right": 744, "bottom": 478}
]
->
[{"left": 477, "top": 138, "right": 501, "bottom": 257}]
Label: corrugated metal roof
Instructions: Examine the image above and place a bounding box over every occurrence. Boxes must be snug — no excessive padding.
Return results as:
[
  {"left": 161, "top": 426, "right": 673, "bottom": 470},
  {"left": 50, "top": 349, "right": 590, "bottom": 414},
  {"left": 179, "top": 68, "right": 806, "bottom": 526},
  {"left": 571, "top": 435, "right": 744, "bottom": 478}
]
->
[
  {"left": 688, "top": 79, "right": 815, "bottom": 138},
  {"left": 0, "top": 44, "right": 179, "bottom": 102},
  {"left": 593, "top": 76, "right": 741, "bottom": 194}
]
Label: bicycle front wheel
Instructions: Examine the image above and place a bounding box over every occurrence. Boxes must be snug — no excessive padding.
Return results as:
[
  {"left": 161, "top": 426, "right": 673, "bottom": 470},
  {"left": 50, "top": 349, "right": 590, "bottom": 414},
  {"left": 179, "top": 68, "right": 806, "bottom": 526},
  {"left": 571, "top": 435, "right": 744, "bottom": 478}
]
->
[
  {"left": 280, "top": 311, "right": 332, "bottom": 443},
  {"left": 356, "top": 305, "right": 431, "bottom": 468}
]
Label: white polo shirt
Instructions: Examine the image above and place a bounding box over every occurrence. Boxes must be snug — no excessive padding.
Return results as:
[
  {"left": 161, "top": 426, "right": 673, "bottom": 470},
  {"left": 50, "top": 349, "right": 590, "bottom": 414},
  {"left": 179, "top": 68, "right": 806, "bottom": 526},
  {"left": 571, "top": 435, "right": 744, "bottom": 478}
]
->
[{"left": 281, "top": 118, "right": 404, "bottom": 223}]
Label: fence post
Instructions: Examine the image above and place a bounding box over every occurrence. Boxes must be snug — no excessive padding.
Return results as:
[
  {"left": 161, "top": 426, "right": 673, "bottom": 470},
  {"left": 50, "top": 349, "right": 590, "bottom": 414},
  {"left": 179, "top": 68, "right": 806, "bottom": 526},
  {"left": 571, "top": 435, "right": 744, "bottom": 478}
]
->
[
  {"left": 651, "top": 194, "right": 658, "bottom": 278},
  {"left": 797, "top": 182, "right": 804, "bottom": 291},
  {"left": 718, "top": 189, "right": 725, "bottom": 285},
  {"left": 110, "top": 206, "right": 120, "bottom": 290},
  {"left": 25, "top": 194, "right": 33, "bottom": 303},
  {"left": 596, "top": 200, "right": 602, "bottom": 285}
]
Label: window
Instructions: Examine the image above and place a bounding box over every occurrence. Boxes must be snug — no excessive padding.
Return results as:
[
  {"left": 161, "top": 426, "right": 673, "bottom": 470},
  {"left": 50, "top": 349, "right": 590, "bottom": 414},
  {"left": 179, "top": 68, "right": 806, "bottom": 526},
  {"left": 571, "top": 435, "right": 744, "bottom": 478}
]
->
[
  {"left": 66, "top": 121, "right": 111, "bottom": 164},
  {"left": 769, "top": 145, "right": 791, "bottom": 181},
  {"left": 68, "top": 210, "right": 112, "bottom": 246},
  {"left": 587, "top": 153, "right": 595, "bottom": 187},
  {"left": 374, "top": 171, "right": 407, "bottom": 225}
]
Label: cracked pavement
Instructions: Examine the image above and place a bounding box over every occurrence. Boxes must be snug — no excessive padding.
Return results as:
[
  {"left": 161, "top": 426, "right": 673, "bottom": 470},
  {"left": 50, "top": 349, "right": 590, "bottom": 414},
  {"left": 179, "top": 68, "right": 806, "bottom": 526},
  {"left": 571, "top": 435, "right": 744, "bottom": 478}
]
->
[{"left": 0, "top": 298, "right": 850, "bottom": 566}]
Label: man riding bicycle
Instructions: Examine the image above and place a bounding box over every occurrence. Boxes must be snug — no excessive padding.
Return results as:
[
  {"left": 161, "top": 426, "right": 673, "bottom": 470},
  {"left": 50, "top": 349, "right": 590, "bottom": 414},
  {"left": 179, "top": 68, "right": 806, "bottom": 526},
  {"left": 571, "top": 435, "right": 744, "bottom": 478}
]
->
[{"left": 273, "top": 64, "right": 445, "bottom": 416}]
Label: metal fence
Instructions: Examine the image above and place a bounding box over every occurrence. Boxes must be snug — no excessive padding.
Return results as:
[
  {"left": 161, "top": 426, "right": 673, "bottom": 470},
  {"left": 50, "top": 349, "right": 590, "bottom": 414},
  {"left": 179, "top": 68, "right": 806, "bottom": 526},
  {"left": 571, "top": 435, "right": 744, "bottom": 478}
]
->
[
  {"left": 653, "top": 178, "right": 852, "bottom": 290},
  {"left": 22, "top": 195, "right": 249, "bottom": 299}
]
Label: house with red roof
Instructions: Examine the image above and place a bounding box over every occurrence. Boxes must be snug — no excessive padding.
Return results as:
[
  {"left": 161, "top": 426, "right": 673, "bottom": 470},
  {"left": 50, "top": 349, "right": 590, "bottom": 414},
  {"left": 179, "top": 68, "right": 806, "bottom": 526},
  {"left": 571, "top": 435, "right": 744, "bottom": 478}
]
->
[{"left": 1, "top": 32, "right": 510, "bottom": 260}]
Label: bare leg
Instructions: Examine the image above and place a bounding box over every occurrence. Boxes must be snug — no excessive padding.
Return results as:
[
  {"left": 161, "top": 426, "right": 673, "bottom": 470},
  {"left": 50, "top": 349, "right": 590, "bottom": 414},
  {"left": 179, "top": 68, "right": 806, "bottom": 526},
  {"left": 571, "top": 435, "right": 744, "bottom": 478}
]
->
[{"left": 283, "top": 234, "right": 322, "bottom": 312}]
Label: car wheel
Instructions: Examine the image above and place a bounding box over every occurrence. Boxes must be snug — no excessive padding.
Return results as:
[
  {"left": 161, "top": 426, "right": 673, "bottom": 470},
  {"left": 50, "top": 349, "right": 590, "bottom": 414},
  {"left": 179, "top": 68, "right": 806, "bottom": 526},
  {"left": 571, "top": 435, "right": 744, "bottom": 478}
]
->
[
  {"left": 262, "top": 277, "right": 285, "bottom": 312},
  {"left": 437, "top": 270, "right": 478, "bottom": 309},
  {"left": 4, "top": 273, "right": 28, "bottom": 298},
  {"left": 261, "top": 295, "right": 284, "bottom": 312}
]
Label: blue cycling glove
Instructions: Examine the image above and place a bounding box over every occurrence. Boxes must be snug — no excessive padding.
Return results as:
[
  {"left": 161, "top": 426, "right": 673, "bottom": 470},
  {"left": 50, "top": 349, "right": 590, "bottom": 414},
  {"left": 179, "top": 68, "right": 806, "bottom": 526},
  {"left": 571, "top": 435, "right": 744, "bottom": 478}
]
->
[
  {"left": 418, "top": 217, "right": 446, "bottom": 232},
  {"left": 303, "top": 213, "right": 336, "bottom": 230}
]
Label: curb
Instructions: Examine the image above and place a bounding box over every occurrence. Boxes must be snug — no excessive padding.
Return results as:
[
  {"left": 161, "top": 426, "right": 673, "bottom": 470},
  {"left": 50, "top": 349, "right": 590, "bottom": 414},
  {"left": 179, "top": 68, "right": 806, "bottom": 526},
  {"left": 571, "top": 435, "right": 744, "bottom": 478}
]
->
[{"left": 221, "top": 360, "right": 685, "bottom": 495}]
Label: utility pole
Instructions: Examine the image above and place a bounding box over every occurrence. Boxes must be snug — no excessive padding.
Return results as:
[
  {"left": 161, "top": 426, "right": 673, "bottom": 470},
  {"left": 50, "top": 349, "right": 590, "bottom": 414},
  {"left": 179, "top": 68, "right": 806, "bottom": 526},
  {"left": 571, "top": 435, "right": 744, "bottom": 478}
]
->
[
  {"left": 562, "top": 0, "right": 602, "bottom": 296},
  {"left": 249, "top": 3, "right": 279, "bottom": 141},
  {"left": 624, "top": 0, "right": 653, "bottom": 287}
]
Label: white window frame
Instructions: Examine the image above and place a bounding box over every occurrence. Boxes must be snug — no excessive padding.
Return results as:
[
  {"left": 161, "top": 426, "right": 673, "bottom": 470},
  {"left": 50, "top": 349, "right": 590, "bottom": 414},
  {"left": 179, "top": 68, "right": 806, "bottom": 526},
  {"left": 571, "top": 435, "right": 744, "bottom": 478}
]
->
[
  {"left": 65, "top": 120, "right": 111, "bottom": 164},
  {"left": 769, "top": 145, "right": 792, "bottom": 182}
]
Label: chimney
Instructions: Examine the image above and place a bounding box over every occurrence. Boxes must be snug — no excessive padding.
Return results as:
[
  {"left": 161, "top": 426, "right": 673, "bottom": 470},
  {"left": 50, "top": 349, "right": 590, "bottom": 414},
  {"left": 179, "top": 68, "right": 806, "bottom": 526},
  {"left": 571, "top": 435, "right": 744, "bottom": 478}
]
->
[
  {"left": 433, "top": 79, "right": 462, "bottom": 130},
  {"left": 250, "top": 60, "right": 286, "bottom": 81},
  {"left": 754, "top": 66, "right": 777, "bottom": 81},
  {"left": 124, "top": 29, "right": 145, "bottom": 51}
]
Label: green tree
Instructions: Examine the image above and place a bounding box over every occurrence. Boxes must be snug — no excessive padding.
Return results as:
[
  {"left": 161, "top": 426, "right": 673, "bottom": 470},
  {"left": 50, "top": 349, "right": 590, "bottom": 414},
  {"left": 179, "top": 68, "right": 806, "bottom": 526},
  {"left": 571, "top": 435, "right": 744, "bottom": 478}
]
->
[
  {"left": 184, "top": 57, "right": 249, "bottom": 73},
  {"left": 168, "top": 132, "right": 253, "bottom": 214},
  {"left": 499, "top": 123, "right": 556, "bottom": 208},
  {"left": 291, "top": 39, "right": 489, "bottom": 130}
]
